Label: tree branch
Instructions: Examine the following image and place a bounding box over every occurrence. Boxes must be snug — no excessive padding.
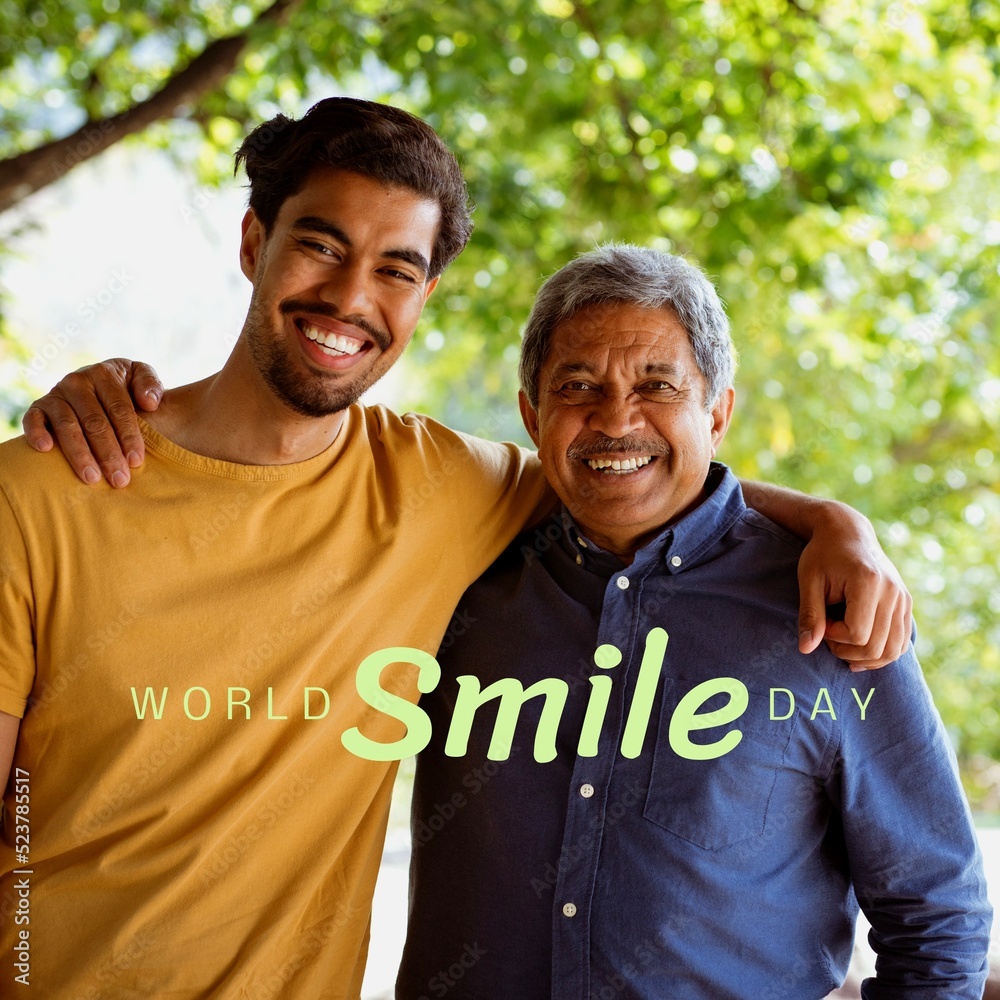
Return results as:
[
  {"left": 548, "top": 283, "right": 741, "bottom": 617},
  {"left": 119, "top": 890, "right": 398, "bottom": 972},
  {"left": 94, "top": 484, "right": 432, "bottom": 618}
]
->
[
  {"left": 0, "top": 0, "right": 301, "bottom": 216},
  {"left": 570, "top": 3, "right": 647, "bottom": 179}
]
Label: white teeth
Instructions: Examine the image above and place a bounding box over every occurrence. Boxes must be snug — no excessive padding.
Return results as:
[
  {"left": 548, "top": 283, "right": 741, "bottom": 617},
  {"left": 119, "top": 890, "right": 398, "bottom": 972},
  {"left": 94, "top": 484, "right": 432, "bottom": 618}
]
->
[
  {"left": 301, "top": 323, "right": 364, "bottom": 356},
  {"left": 586, "top": 456, "right": 653, "bottom": 474}
]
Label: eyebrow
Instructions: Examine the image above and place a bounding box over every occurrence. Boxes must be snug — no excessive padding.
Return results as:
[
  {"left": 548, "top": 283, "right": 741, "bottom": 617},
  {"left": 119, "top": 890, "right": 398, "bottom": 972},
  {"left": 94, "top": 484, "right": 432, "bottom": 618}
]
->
[
  {"left": 640, "top": 362, "right": 686, "bottom": 380},
  {"left": 548, "top": 361, "right": 687, "bottom": 382},
  {"left": 548, "top": 361, "right": 595, "bottom": 383},
  {"left": 291, "top": 216, "right": 431, "bottom": 278}
]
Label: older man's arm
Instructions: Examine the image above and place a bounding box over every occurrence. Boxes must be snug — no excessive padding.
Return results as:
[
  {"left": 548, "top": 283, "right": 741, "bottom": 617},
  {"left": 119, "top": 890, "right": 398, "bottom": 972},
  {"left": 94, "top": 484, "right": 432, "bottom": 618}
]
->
[
  {"left": 830, "top": 652, "right": 992, "bottom": 998},
  {"left": 22, "top": 359, "right": 911, "bottom": 668},
  {"left": 21, "top": 359, "right": 162, "bottom": 487}
]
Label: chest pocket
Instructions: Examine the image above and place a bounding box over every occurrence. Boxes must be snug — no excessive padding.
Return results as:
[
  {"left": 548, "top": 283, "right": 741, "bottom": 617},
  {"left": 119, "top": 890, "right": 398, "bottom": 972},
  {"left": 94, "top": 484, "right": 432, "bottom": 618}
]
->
[{"left": 643, "top": 676, "right": 797, "bottom": 851}]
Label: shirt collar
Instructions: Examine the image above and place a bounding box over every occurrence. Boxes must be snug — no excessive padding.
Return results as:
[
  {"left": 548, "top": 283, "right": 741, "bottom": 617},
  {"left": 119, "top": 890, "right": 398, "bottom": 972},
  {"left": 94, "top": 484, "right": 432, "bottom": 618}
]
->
[{"left": 555, "top": 463, "right": 746, "bottom": 575}]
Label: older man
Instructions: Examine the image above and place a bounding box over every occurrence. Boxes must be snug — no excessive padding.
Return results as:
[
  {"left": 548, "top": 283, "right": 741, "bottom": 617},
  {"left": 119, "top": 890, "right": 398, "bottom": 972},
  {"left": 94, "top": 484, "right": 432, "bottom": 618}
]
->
[{"left": 398, "top": 245, "right": 991, "bottom": 999}]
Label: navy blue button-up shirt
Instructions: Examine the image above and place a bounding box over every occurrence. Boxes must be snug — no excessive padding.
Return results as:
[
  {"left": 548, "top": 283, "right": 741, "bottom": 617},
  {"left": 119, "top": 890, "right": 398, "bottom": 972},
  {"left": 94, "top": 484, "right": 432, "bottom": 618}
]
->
[{"left": 397, "top": 465, "right": 990, "bottom": 999}]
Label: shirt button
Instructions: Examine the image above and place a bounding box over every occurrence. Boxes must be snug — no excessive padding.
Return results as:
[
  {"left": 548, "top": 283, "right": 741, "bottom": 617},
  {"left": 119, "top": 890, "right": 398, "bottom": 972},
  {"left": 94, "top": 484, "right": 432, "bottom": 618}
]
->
[
  {"left": 616, "top": 576, "right": 629, "bottom": 590},
  {"left": 562, "top": 902, "right": 577, "bottom": 918},
  {"left": 670, "top": 555, "right": 682, "bottom": 567},
  {"left": 575, "top": 553, "right": 583, "bottom": 565},
  {"left": 579, "top": 783, "right": 595, "bottom": 798},
  {"left": 577, "top": 537, "right": 589, "bottom": 549}
]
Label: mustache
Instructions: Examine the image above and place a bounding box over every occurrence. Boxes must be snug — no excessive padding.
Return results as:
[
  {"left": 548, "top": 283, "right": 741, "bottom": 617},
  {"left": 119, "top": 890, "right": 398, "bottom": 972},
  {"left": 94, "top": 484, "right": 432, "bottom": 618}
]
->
[
  {"left": 279, "top": 299, "right": 391, "bottom": 350},
  {"left": 566, "top": 436, "right": 670, "bottom": 460}
]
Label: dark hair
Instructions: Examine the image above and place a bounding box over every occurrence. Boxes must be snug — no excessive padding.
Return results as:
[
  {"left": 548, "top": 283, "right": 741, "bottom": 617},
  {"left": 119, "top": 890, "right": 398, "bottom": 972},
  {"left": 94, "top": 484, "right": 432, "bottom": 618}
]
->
[
  {"left": 519, "top": 243, "right": 735, "bottom": 409},
  {"left": 234, "top": 98, "right": 473, "bottom": 277}
]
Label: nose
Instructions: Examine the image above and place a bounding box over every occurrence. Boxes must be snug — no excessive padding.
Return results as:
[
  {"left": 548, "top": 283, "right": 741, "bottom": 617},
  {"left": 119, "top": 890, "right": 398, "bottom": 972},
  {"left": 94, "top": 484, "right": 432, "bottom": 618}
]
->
[
  {"left": 588, "top": 392, "right": 646, "bottom": 438},
  {"left": 317, "top": 261, "right": 373, "bottom": 317}
]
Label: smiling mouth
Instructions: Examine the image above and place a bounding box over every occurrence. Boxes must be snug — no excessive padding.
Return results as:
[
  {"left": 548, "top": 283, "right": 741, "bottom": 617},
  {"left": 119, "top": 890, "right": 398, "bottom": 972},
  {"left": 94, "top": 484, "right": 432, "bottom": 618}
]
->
[
  {"left": 296, "top": 320, "right": 372, "bottom": 358},
  {"left": 584, "top": 456, "right": 655, "bottom": 475}
]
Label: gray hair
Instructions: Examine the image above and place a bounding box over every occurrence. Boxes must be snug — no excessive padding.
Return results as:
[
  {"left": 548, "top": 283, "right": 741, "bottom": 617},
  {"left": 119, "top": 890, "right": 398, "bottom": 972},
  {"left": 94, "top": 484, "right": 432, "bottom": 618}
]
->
[{"left": 518, "top": 243, "right": 735, "bottom": 409}]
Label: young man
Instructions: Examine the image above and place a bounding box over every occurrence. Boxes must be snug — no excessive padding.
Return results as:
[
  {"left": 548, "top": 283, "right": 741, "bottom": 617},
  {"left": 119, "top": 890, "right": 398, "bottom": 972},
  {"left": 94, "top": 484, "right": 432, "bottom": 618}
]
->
[{"left": 2, "top": 99, "right": 910, "bottom": 997}]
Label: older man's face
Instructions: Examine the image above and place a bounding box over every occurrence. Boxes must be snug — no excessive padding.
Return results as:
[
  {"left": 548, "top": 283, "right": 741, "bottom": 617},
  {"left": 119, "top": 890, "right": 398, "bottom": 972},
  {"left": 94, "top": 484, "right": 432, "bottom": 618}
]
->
[{"left": 519, "top": 301, "right": 734, "bottom": 560}]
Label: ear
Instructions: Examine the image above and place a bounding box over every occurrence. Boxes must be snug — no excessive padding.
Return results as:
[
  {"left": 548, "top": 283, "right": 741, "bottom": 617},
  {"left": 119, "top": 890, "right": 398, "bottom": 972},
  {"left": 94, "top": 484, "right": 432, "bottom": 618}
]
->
[
  {"left": 709, "top": 387, "right": 736, "bottom": 457},
  {"left": 239, "top": 209, "right": 265, "bottom": 282},
  {"left": 422, "top": 275, "right": 440, "bottom": 303},
  {"left": 518, "top": 390, "right": 541, "bottom": 448}
]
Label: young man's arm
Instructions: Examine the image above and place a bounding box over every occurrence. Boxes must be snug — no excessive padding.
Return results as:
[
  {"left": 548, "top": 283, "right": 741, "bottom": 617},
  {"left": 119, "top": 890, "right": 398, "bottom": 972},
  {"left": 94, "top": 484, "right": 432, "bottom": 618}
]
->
[
  {"left": 22, "top": 359, "right": 911, "bottom": 667},
  {"left": 0, "top": 711, "right": 18, "bottom": 794},
  {"left": 742, "top": 480, "right": 912, "bottom": 669},
  {"left": 0, "top": 482, "right": 33, "bottom": 800}
]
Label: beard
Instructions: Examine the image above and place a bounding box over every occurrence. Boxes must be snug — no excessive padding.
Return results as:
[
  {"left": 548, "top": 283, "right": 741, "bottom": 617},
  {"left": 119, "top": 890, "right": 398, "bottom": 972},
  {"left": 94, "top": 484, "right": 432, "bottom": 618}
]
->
[{"left": 243, "top": 293, "right": 391, "bottom": 418}]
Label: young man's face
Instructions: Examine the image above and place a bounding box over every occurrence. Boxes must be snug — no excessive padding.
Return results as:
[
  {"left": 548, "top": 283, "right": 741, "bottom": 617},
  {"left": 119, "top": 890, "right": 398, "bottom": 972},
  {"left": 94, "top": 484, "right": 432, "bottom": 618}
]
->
[
  {"left": 520, "top": 301, "right": 734, "bottom": 558},
  {"left": 239, "top": 168, "right": 441, "bottom": 416}
]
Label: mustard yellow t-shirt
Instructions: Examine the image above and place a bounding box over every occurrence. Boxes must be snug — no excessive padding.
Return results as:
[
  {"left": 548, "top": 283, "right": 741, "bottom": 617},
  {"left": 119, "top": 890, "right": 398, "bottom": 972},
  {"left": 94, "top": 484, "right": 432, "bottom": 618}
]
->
[{"left": 0, "top": 405, "right": 550, "bottom": 999}]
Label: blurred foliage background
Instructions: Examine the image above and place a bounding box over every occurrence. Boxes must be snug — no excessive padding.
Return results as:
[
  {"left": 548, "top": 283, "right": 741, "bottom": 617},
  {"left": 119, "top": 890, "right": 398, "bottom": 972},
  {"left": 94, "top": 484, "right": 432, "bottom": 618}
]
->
[{"left": 0, "top": 0, "right": 998, "bottom": 805}]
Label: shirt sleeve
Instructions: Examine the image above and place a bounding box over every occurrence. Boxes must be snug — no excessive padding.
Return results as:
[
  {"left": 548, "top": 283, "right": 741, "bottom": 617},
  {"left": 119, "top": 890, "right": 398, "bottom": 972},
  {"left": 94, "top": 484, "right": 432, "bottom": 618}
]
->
[
  {"left": 400, "top": 412, "right": 556, "bottom": 582},
  {"left": 0, "top": 481, "right": 36, "bottom": 718},
  {"left": 824, "top": 648, "right": 992, "bottom": 998}
]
